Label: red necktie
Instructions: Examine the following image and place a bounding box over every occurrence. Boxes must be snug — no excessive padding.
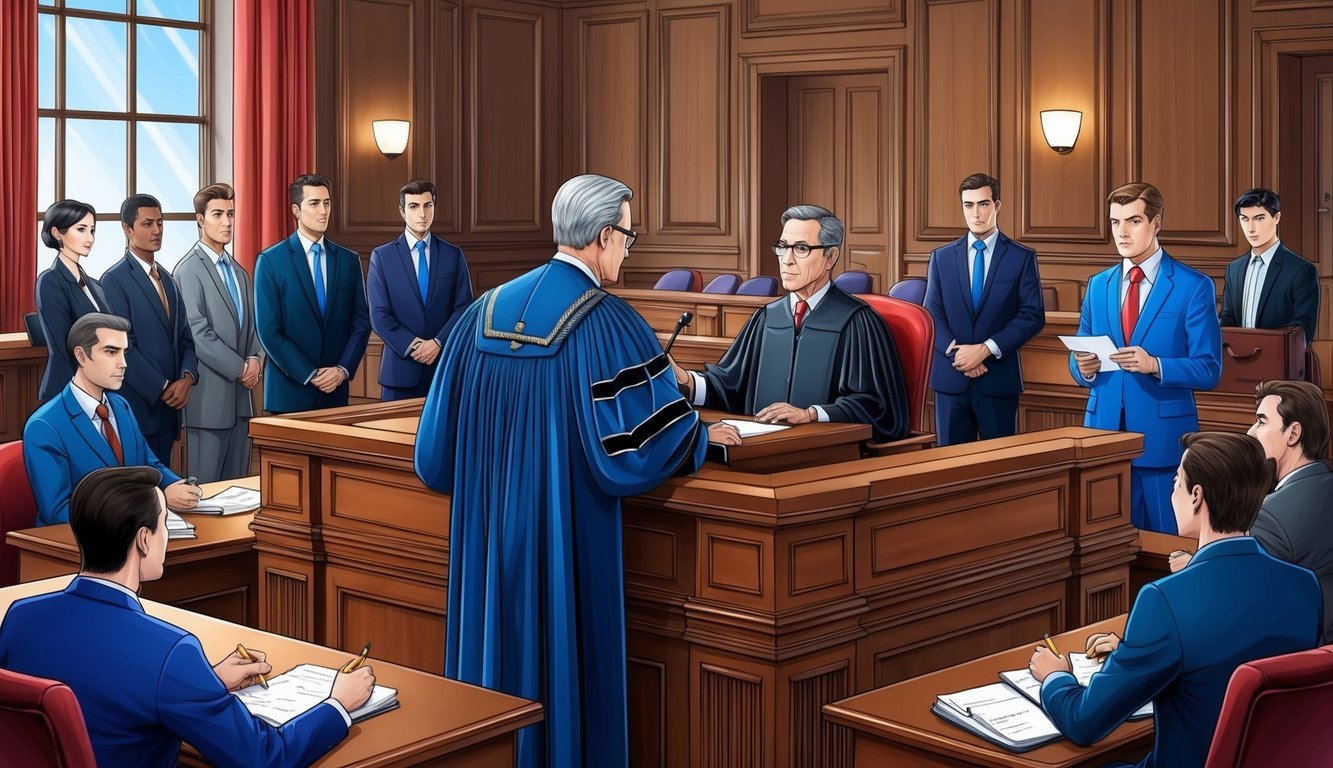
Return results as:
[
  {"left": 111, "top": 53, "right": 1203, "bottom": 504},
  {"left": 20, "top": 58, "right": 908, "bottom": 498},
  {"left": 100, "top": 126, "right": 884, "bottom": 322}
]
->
[
  {"left": 1122, "top": 266, "right": 1145, "bottom": 342},
  {"left": 793, "top": 299, "right": 809, "bottom": 330},
  {"left": 95, "top": 403, "right": 124, "bottom": 465}
]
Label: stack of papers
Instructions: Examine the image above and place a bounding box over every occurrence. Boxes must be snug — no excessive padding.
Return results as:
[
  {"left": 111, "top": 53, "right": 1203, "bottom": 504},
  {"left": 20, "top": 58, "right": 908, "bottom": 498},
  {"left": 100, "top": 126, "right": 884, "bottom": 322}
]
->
[
  {"left": 194, "top": 485, "right": 261, "bottom": 515},
  {"left": 1000, "top": 653, "right": 1153, "bottom": 720},
  {"left": 234, "top": 664, "right": 398, "bottom": 726},
  {"left": 719, "top": 419, "right": 790, "bottom": 437},
  {"left": 166, "top": 510, "right": 195, "bottom": 540}
]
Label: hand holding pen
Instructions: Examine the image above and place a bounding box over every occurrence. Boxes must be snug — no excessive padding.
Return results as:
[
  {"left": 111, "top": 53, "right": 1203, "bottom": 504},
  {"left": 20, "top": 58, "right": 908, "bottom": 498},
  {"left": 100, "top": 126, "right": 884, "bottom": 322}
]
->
[
  {"left": 331, "top": 642, "right": 376, "bottom": 712},
  {"left": 216, "top": 643, "right": 272, "bottom": 691}
]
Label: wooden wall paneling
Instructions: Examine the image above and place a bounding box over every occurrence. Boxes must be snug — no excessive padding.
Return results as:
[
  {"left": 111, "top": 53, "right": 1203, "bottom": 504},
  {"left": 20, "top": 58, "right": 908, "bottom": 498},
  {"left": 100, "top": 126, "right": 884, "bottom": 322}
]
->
[
  {"left": 1132, "top": 0, "right": 1233, "bottom": 245},
  {"left": 743, "top": 0, "right": 903, "bottom": 37},
  {"left": 787, "top": 78, "right": 837, "bottom": 211},
  {"left": 914, "top": 0, "right": 999, "bottom": 240},
  {"left": 1251, "top": 0, "right": 1333, "bottom": 11},
  {"left": 324, "top": 563, "right": 447, "bottom": 673},
  {"left": 431, "top": 0, "right": 463, "bottom": 234},
  {"left": 1018, "top": 0, "right": 1109, "bottom": 242},
  {"left": 845, "top": 82, "right": 890, "bottom": 285},
  {"left": 627, "top": 632, "right": 691, "bottom": 768},
  {"left": 693, "top": 652, "right": 775, "bottom": 768}
]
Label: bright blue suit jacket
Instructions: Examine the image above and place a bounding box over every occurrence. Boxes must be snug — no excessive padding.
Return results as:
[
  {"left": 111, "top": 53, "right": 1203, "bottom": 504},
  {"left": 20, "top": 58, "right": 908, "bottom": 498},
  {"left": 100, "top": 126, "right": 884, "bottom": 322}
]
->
[
  {"left": 23, "top": 383, "right": 180, "bottom": 526},
  {"left": 925, "top": 233, "right": 1045, "bottom": 396},
  {"left": 0, "top": 576, "right": 347, "bottom": 768},
  {"left": 254, "top": 233, "right": 371, "bottom": 412},
  {"left": 1069, "top": 252, "right": 1221, "bottom": 467},
  {"left": 367, "top": 233, "right": 473, "bottom": 389},
  {"left": 100, "top": 252, "right": 199, "bottom": 437},
  {"left": 1041, "top": 537, "right": 1321, "bottom": 768}
]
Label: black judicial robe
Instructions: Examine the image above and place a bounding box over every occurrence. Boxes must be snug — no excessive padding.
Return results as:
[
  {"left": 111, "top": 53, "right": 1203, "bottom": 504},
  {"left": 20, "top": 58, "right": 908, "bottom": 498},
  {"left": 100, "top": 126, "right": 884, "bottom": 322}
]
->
[{"left": 701, "top": 283, "right": 910, "bottom": 442}]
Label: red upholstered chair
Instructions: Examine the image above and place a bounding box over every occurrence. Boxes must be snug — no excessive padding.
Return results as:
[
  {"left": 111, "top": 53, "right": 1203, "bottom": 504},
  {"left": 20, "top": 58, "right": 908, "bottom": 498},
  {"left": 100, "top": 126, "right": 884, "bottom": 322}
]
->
[
  {"left": 855, "top": 295, "right": 935, "bottom": 451},
  {"left": 0, "top": 440, "right": 38, "bottom": 587},
  {"left": 652, "top": 269, "right": 703, "bottom": 292},
  {"left": 1204, "top": 645, "right": 1333, "bottom": 768},
  {"left": 0, "top": 668, "right": 97, "bottom": 768}
]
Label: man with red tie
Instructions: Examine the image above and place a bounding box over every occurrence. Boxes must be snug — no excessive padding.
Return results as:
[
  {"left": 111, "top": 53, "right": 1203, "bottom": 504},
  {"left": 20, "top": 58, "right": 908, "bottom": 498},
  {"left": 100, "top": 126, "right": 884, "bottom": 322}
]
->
[
  {"left": 1070, "top": 183, "right": 1222, "bottom": 533},
  {"left": 23, "top": 313, "right": 200, "bottom": 526},
  {"left": 668, "top": 204, "right": 910, "bottom": 443}
]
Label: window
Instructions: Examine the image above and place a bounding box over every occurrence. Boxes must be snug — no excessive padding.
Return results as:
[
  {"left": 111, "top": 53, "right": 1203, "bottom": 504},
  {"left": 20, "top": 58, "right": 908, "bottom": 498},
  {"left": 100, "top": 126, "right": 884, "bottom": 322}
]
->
[{"left": 37, "top": 0, "right": 208, "bottom": 279}]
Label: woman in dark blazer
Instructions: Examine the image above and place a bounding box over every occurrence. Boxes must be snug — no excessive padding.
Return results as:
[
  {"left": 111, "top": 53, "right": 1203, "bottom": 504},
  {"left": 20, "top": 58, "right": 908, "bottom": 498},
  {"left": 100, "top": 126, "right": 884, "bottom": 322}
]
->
[{"left": 35, "top": 199, "right": 110, "bottom": 401}]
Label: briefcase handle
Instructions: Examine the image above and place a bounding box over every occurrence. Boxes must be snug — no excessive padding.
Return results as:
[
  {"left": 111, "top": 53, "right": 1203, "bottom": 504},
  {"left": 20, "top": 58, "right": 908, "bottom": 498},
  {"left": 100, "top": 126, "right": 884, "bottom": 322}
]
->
[{"left": 1223, "top": 343, "right": 1262, "bottom": 361}]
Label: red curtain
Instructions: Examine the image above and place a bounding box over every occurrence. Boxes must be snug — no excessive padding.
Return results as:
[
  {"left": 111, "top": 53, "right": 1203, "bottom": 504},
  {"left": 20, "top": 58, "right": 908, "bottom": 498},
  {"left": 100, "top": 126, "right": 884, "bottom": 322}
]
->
[
  {"left": 1, "top": 4, "right": 38, "bottom": 333},
  {"left": 233, "top": 0, "right": 314, "bottom": 274}
]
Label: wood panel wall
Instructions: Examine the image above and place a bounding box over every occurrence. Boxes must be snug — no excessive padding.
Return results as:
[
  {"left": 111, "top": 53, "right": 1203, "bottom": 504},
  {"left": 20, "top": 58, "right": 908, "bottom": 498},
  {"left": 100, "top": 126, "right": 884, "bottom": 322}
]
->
[{"left": 311, "top": 0, "right": 1333, "bottom": 316}]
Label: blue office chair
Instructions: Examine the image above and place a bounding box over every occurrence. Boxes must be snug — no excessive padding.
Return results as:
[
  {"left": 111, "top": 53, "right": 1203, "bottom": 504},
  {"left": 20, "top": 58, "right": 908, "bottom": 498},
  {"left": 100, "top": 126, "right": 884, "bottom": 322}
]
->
[
  {"left": 834, "top": 270, "right": 873, "bottom": 294},
  {"left": 736, "top": 276, "right": 779, "bottom": 297},
  {"left": 702, "top": 274, "right": 741, "bottom": 295},
  {"left": 652, "top": 269, "right": 703, "bottom": 292},
  {"left": 887, "top": 278, "right": 927, "bottom": 306}
]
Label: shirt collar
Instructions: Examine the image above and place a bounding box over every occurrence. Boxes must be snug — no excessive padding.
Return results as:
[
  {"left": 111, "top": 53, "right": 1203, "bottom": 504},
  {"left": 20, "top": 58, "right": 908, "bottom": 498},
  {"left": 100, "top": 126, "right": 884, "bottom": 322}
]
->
[
  {"left": 1251, "top": 240, "right": 1281, "bottom": 264},
  {"left": 296, "top": 230, "right": 326, "bottom": 256},
  {"left": 127, "top": 250, "right": 158, "bottom": 276},
  {"left": 966, "top": 229, "right": 1000, "bottom": 254},
  {"left": 1122, "top": 247, "right": 1164, "bottom": 285},
  {"left": 78, "top": 575, "right": 143, "bottom": 608},
  {"left": 1276, "top": 460, "right": 1322, "bottom": 490},
  {"left": 196, "top": 240, "right": 227, "bottom": 263},
  {"left": 551, "top": 252, "right": 601, "bottom": 285},
  {"left": 405, "top": 230, "right": 429, "bottom": 251},
  {"left": 69, "top": 381, "right": 109, "bottom": 421},
  {"left": 790, "top": 279, "right": 833, "bottom": 312}
]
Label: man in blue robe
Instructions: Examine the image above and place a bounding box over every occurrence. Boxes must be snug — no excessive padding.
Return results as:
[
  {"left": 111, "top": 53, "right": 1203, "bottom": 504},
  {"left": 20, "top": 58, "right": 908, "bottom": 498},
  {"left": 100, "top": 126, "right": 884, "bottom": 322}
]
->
[{"left": 414, "top": 174, "right": 740, "bottom": 768}]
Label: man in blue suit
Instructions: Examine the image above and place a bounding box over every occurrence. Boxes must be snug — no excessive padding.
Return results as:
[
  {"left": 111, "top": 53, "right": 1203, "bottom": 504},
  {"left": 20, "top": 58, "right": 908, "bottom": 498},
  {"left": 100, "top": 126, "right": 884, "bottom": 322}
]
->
[
  {"left": 1071, "top": 182, "right": 1222, "bottom": 532},
  {"left": 255, "top": 174, "right": 371, "bottom": 413},
  {"left": 1218, "top": 188, "right": 1319, "bottom": 344},
  {"left": 1029, "top": 432, "right": 1321, "bottom": 768},
  {"left": 101, "top": 193, "right": 199, "bottom": 467},
  {"left": 925, "top": 173, "right": 1045, "bottom": 445},
  {"left": 367, "top": 179, "right": 473, "bottom": 401},
  {"left": 24, "top": 313, "right": 200, "bottom": 526},
  {"left": 0, "top": 465, "right": 376, "bottom": 768}
]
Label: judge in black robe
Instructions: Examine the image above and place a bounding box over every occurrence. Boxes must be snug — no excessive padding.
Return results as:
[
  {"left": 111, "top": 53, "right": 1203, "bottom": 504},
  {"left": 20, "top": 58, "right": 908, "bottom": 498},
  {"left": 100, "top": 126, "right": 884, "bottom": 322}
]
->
[{"left": 672, "top": 205, "right": 910, "bottom": 442}]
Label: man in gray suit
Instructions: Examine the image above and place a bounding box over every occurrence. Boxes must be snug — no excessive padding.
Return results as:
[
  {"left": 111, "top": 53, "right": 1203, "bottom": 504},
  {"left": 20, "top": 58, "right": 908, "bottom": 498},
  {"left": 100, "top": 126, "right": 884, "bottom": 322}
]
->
[
  {"left": 173, "top": 183, "right": 261, "bottom": 483},
  {"left": 1171, "top": 379, "right": 1333, "bottom": 642}
]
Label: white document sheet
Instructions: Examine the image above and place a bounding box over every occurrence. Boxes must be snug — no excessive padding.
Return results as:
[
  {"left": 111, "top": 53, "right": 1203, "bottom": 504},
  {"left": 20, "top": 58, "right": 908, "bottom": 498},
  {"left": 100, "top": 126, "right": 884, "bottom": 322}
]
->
[
  {"left": 719, "top": 419, "right": 790, "bottom": 438},
  {"left": 1058, "top": 335, "right": 1122, "bottom": 372},
  {"left": 193, "top": 485, "right": 261, "bottom": 515},
  {"left": 233, "top": 663, "right": 398, "bottom": 726},
  {"left": 1000, "top": 653, "right": 1153, "bottom": 720}
]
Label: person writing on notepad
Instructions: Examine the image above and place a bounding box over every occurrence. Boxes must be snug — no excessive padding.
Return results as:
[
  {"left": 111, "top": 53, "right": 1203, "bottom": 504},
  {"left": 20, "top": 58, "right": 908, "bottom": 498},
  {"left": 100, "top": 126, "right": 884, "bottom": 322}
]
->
[
  {"left": 1027, "top": 432, "right": 1320, "bottom": 768},
  {"left": 0, "top": 466, "right": 375, "bottom": 768}
]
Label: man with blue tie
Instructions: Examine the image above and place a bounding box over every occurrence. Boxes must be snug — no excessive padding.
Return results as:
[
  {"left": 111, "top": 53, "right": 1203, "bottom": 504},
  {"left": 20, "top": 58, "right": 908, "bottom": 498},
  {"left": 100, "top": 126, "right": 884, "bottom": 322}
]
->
[
  {"left": 100, "top": 194, "right": 199, "bottom": 469},
  {"left": 367, "top": 179, "right": 473, "bottom": 401},
  {"left": 254, "top": 174, "right": 371, "bottom": 413},
  {"left": 23, "top": 313, "right": 200, "bottom": 525},
  {"left": 924, "top": 173, "right": 1045, "bottom": 445},
  {"left": 1071, "top": 182, "right": 1222, "bottom": 532}
]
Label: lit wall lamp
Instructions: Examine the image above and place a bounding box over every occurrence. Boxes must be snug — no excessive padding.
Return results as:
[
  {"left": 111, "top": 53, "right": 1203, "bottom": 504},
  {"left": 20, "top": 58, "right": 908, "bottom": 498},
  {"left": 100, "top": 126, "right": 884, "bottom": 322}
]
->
[
  {"left": 372, "top": 120, "right": 410, "bottom": 159},
  {"left": 1039, "top": 110, "right": 1082, "bottom": 155}
]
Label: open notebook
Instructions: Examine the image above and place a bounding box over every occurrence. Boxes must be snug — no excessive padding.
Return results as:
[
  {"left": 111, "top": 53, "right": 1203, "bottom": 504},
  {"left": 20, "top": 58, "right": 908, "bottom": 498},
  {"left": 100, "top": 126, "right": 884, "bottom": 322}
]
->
[
  {"left": 233, "top": 664, "right": 398, "bottom": 727},
  {"left": 932, "top": 653, "right": 1153, "bottom": 752},
  {"left": 193, "top": 485, "right": 261, "bottom": 515}
]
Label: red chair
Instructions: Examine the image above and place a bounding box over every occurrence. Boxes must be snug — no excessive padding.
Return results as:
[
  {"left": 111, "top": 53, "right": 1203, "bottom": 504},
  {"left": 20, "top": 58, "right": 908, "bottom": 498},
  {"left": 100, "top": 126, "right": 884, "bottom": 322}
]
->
[
  {"left": 652, "top": 269, "right": 703, "bottom": 292},
  {"left": 855, "top": 295, "right": 934, "bottom": 446},
  {"left": 1204, "top": 645, "right": 1333, "bottom": 767},
  {"left": 0, "top": 441, "right": 38, "bottom": 587},
  {"left": 0, "top": 668, "right": 97, "bottom": 768}
]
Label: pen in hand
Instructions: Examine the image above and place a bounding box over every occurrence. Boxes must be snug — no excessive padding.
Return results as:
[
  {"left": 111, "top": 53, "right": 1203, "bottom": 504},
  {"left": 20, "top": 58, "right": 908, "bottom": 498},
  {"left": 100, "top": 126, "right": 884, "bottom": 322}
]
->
[
  {"left": 341, "top": 642, "right": 372, "bottom": 673},
  {"left": 1043, "top": 634, "right": 1061, "bottom": 657},
  {"left": 235, "top": 643, "right": 269, "bottom": 689}
]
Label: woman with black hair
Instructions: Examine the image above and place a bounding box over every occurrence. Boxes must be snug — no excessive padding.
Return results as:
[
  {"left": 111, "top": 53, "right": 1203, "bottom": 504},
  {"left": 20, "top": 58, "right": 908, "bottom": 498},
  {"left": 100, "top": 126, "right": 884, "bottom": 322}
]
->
[{"left": 35, "top": 198, "right": 110, "bottom": 402}]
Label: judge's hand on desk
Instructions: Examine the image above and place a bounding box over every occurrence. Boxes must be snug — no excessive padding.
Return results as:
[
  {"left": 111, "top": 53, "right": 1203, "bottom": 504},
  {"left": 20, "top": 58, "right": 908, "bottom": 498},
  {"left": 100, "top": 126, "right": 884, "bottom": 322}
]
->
[
  {"left": 331, "top": 665, "right": 376, "bottom": 712},
  {"left": 213, "top": 647, "right": 273, "bottom": 691},
  {"left": 707, "top": 423, "right": 742, "bottom": 445},
  {"left": 165, "top": 479, "right": 201, "bottom": 510},
  {"left": 754, "top": 402, "right": 815, "bottom": 426}
]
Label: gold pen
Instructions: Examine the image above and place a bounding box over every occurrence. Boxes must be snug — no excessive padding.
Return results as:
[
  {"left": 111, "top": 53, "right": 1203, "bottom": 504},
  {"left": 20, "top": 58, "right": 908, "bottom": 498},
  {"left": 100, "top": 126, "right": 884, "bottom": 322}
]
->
[
  {"left": 235, "top": 643, "right": 269, "bottom": 689},
  {"left": 341, "top": 642, "right": 372, "bottom": 673},
  {"left": 1043, "top": 634, "right": 1061, "bottom": 657}
]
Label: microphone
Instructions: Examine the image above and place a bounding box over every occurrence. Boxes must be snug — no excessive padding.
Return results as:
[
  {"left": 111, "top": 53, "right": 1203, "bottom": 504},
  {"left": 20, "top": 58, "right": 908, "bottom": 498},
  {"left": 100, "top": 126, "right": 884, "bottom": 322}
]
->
[{"left": 663, "top": 311, "right": 693, "bottom": 356}]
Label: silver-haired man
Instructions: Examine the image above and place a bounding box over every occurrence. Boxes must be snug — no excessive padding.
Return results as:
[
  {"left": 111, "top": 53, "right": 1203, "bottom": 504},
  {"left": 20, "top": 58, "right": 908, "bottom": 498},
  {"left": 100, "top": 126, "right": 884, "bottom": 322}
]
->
[
  {"left": 670, "top": 204, "right": 910, "bottom": 441},
  {"left": 413, "top": 174, "right": 739, "bottom": 768}
]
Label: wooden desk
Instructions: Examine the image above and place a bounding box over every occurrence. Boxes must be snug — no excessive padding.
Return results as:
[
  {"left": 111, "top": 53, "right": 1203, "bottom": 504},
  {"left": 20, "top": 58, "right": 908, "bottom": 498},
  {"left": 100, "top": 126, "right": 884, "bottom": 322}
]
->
[
  {"left": 0, "top": 576, "right": 541, "bottom": 768},
  {"left": 824, "top": 615, "right": 1152, "bottom": 767},
  {"left": 6, "top": 477, "right": 260, "bottom": 627},
  {"left": 0, "top": 332, "right": 46, "bottom": 444}
]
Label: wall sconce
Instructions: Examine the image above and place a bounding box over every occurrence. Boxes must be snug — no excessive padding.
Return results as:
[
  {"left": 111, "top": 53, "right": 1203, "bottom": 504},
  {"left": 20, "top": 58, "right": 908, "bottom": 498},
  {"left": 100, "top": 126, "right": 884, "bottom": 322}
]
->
[
  {"left": 372, "top": 120, "right": 410, "bottom": 159},
  {"left": 1039, "top": 110, "right": 1082, "bottom": 155}
]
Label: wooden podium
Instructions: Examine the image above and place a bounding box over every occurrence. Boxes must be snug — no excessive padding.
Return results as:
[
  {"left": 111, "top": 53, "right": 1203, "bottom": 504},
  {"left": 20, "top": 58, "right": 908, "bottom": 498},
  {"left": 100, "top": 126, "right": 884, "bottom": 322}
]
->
[{"left": 248, "top": 402, "right": 1141, "bottom": 767}]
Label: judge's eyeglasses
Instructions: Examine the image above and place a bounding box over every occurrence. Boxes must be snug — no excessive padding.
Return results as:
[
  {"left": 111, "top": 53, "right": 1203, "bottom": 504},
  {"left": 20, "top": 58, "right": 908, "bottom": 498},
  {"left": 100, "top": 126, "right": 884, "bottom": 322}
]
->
[
  {"left": 771, "top": 241, "right": 831, "bottom": 259},
  {"left": 610, "top": 224, "right": 638, "bottom": 250}
]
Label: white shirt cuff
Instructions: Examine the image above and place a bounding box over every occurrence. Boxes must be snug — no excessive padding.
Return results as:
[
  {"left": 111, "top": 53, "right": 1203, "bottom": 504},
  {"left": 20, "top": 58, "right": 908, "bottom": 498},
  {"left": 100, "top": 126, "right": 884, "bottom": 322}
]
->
[
  {"left": 689, "top": 371, "right": 707, "bottom": 406},
  {"left": 812, "top": 405, "right": 829, "bottom": 422},
  {"left": 324, "top": 698, "right": 353, "bottom": 728},
  {"left": 985, "top": 339, "right": 1002, "bottom": 359}
]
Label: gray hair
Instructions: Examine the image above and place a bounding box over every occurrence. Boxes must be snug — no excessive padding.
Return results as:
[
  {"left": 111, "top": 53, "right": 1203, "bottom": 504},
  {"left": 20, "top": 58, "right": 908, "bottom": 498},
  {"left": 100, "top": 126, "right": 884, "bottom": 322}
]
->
[
  {"left": 552, "top": 174, "right": 633, "bottom": 249},
  {"left": 68, "top": 312, "right": 130, "bottom": 362},
  {"left": 780, "top": 204, "right": 844, "bottom": 249}
]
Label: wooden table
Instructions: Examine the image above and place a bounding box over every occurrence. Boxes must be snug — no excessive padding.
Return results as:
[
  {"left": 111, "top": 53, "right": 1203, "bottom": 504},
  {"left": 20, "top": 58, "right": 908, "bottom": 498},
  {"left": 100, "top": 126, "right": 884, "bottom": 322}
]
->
[
  {"left": 6, "top": 477, "right": 261, "bottom": 626},
  {"left": 824, "top": 615, "right": 1153, "bottom": 767},
  {"left": 0, "top": 576, "right": 541, "bottom": 768}
]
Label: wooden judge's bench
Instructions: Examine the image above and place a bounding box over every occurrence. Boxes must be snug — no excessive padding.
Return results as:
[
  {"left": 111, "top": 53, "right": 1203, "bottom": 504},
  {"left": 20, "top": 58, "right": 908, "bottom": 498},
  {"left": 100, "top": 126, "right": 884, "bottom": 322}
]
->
[{"left": 249, "top": 402, "right": 1141, "bottom": 767}]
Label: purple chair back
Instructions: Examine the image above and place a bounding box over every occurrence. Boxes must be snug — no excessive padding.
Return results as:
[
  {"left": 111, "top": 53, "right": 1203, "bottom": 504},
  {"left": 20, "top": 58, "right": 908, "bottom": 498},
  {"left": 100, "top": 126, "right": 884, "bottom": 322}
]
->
[
  {"left": 887, "top": 277, "right": 927, "bottom": 305},
  {"left": 833, "top": 270, "right": 873, "bottom": 294},
  {"left": 702, "top": 274, "right": 741, "bottom": 294},
  {"left": 652, "top": 269, "right": 703, "bottom": 292},
  {"left": 736, "top": 276, "right": 780, "bottom": 297}
]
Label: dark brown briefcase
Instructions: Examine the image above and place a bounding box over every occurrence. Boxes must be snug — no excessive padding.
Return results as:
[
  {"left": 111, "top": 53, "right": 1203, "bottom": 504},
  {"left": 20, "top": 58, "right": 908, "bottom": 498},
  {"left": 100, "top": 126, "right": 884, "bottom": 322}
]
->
[{"left": 1217, "top": 326, "right": 1306, "bottom": 394}]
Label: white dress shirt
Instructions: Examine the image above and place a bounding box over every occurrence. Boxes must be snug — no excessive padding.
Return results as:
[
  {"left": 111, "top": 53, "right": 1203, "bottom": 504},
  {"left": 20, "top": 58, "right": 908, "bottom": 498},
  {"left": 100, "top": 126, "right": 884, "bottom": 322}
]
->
[
  {"left": 296, "top": 230, "right": 329, "bottom": 295},
  {"left": 70, "top": 380, "right": 119, "bottom": 440},
  {"left": 1118, "top": 248, "right": 1165, "bottom": 312},
  {"left": 406, "top": 230, "right": 431, "bottom": 282},
  {"left": 1242, "top": 240, "right": 1280, "bottom": 328},
  {"left": 965, "top": 230, "right": 1003, "bottom": 359},
  {"left": 552, "top": 252, "right": 600, "bottom": 285}
]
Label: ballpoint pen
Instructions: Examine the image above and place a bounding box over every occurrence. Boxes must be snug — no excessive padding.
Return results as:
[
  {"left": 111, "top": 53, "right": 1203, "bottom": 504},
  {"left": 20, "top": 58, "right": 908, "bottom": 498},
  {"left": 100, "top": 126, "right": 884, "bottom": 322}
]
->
[
  {"left": 1043, "top": 634, "right": 1061, "bottom": 657},
  {"left": 235, "top": 643, "right": 269, "bottom": 689},
  {"left": 342, "top": 642, "right": 372, "bottom": 673}
]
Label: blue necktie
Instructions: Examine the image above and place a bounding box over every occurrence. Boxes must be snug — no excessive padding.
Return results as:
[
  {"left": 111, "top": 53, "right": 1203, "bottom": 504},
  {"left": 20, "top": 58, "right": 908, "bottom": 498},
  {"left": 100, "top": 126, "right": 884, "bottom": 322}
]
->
[
  {"left": 311, "top": 242, "right": 326, "bottom": 316},
  {"left": 416, "top": 240, "right": 429, "bottom": 302},
  {"left": 218, "top": 257, "right": 243, "bottom": 319},
  {"left": 971, "top": 240, "right": 986, "bottom": 309}
]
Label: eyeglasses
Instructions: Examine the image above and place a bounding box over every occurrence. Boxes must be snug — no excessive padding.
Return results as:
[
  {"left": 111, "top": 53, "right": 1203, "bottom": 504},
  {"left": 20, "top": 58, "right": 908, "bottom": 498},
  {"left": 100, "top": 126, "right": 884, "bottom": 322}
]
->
[
  {"left": 771, "top": 241, "right": 831, "bottom": 259},
  {"left": 610, "top": 224, "right": 638, "bottom": 250}
]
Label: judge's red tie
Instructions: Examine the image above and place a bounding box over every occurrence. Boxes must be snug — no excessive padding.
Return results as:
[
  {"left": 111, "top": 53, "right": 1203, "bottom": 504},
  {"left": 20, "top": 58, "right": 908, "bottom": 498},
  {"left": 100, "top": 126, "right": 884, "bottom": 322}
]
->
[
  {"left": 1122, "top": 266, "right": 1145, "bottom": 342},
  {"left": 793, "top": 299, "right": 809, "bottom": 331},
  {"left": 95, "top": 403, "right": 124, "bottom": 465}
]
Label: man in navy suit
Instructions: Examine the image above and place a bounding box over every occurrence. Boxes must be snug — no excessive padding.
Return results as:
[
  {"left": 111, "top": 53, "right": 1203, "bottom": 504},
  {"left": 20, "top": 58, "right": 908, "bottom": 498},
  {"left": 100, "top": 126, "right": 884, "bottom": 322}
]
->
[
  {"left": 1029, "top": 432, "right": 1321, "bottom": 768},
  {"left": 255, "top": 174, "right": 371, "bottom": 413},
  {"left": 925, "top": 173, "right": 1045, "bottom": 445},
  {"left": 1071, "top": 182, "right": 1222, "bottom": 532},
  {"left": 100, "top": 194, "right": 199, "bottom": 467},
  {"left": 1218, "top": 188, "right": 1319, "bottom": 344},
  {"left": 367, "top": 179, "right": 473, "bottom": 401},
  {"left": 0, "top": 465, "right": 376, "bottom": 768},
  {"left": 23, "top": 313, "right": 200, "bottom": 525}
]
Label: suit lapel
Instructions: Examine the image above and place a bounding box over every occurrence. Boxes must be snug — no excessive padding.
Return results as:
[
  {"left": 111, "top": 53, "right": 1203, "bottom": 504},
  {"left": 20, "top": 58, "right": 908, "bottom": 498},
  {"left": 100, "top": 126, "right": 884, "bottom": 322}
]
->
[
  {"left": 1131, "top": 255, "right": 1175, "bottom": 347},
  {"left": 288, "top": 233, "right": 323, "bottom": 319},
  {"left": 123, "top": 253, "right": 171, "bottom": 334},
  {"left": 398, "top": 235, "right": 426, "bottom": 310},
  {"left": 426, "top": 235, "right": 446, "bottom": 308},
  {"left": 62, "top": 386, "right": 118, "bottom": 467},
  {"left": 323, "top": 241, "right": 342, "bottom": 327},
  {"left": 952, "top": 238, "right": 975, "bottom": 319},
  {"left": 195, "top": 245, "right": 240, "bottom": 329},
  {"left": 1105, "top": 264, "right": 1125, "bottom": 346},
  {"left": 976, "top": 236, "right": 1009, "bottom": 313},
  {"left": 1254, "top": 246, "right": 1288, "bottom": 324}
]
